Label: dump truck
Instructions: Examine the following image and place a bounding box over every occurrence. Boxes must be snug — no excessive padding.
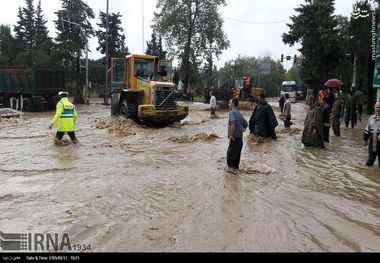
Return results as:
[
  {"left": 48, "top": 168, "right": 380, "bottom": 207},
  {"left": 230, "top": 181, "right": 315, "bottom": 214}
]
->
[
  {"left": 110, "top": 54, "right": 188, "bottom": 125},
  {"left": 0, "top": 64, "right": 65, "bottom": 111}
]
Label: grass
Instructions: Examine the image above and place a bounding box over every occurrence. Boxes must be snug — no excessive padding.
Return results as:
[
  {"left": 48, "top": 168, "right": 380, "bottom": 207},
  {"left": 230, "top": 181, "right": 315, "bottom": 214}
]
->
[{"left": 193, "top": 95, "right": 204, "bottom": 103}]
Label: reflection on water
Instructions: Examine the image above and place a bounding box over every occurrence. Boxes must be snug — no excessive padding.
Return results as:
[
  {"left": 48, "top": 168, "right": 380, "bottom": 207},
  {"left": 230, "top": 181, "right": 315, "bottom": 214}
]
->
[{"left": 0, "top": 100, "right": 379, "bottom": 252}]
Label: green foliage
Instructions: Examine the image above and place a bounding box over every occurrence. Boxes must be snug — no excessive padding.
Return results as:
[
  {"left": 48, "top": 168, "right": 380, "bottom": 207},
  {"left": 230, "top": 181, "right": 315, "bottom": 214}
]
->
[
  {"left": 96, "top": 11, "right": 129, "bottom": 58},
  {"left": 11, "top": 0, "right": 53, "bottom": 63},
  {"left": 146, "top": 31, "right": 167, "bottom": 59},
  {"left": 254, "top": 57, "right": 286, "bottom": 97},
  {"left": 216, "top": 55, "right": 285, "bottom": 97},
  {"left": 153, "top": 0, "right": 229, "bottom": 91},
  {"left": 285, "top": 65, "right": 300, "bottom": 82},
  {"left": 35, "top": 0, "right": 53, "bottom": 52},
  {"left": 348, "top": 1, "right": 372, "bottom": 90},
  {"left": 0, "top": 25, "right": 18, "bottom": 65},
  {"left": 12, "top": 50, "right": 51, "bottom": 67},
  {"left": 54, "top": 0, "right": 95, "bottom": 104},
  {"left": 88, "top": 59, "right": 105, "bottom": 86},
  {"left": 14, "top": 0, "right": 36, "bottom": 51},
  {"left": 54, "top": 0, "right": 95, "bottom": 50},
  {"left": 283, "top": 0, "right": 343, "bottom": 89}
]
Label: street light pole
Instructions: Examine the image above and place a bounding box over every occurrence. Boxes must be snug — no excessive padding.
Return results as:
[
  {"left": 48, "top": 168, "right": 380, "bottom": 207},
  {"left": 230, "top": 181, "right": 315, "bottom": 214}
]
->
[{"left": 104, "top": 0, "right": 109, "bottom": 105}]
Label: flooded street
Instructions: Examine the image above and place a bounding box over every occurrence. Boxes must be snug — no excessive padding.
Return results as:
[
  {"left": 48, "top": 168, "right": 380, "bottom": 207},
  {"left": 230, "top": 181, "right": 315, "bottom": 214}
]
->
[{"left": 0, "top": 99, "right": 379, "bottom": 252}]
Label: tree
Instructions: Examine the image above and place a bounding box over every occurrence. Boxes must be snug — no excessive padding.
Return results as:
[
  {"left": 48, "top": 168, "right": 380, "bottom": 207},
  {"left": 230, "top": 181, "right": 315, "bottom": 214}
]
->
[
  {"left": 153, "top": 0, "right": 229, "bottom": 92},
  {"left": 216, "top": 55, "right": 285, "bottom": 97},
  {"left": 54, "top": 0, "right": 95, "bottom": 104},
  {"left": 146, "top": 31, "right": 167, "bottom": 59},
  {"left": 332, "top": 14, "right": 352, "bottom": 93},
  {"left": 202, "top": 3, "right": 230, "bottom": 88},
  {"left": 349, "top": 0, "right": 377, "bottom": 113},
  {"left": 14, "top": 0, "right": 36, "bottom": 51},
  {"left": 0, "top": 25, "right": 17, "bottom": 65},
  {"left": 88, "top": 59, "right": 105, "bottom": 87},
  {"left": 34, "top": 0, "right": 53, "bottom": 53},
  {"left": 283, "top": 0, "right": 343, "bottom": 90},
  {"left": 13, "top": 50, "right": 50, "bottom": 67},
  {"left": 96, "top": 11, "right": 129, "bottom": 59},
  {"left": 255, "top": 57, "right": 286, "bottom": 97},
  {"left": 285, "top": 65, "right": 300, "bottom": 82}
]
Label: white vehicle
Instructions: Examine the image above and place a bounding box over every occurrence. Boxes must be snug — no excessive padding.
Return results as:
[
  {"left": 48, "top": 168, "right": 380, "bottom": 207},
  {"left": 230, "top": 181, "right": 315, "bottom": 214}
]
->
[{"left": 281, "top": 81, "right": 297, "bottom": 103}]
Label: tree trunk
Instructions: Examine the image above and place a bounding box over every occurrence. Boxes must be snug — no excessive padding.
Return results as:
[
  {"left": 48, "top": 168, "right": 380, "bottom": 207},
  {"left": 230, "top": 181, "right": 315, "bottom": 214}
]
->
[
  {"left": 74, "top": 76, "right": 85, "bottom": 104},
  {"left": 183, "top": 35, "right": 192, "bottom": 95}
]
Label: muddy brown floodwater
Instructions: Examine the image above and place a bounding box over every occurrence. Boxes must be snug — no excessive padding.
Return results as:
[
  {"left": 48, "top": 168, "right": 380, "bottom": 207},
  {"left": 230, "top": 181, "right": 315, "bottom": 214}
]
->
[{"left": 0, "top": 99, "right": 379, "bottom": 252}]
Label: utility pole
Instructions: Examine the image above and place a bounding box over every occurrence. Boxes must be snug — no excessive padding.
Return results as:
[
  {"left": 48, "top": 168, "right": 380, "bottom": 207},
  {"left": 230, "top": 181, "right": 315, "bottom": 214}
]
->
[
  {"left": 142, "top": 0, "right": 145, "bottom": 53},
  {"left": 104, "top": 0, "right": 109, "bottom": 105}
]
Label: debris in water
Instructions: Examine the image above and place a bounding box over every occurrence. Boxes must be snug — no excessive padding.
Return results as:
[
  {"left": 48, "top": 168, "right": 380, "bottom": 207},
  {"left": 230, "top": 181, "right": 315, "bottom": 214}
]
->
[
  {"left": 276, "top": 127, "right": 302, "bottom": 137},
  {"left": 181, "top": 116, "right": 212, "bottom": 126},
  {"left": 169, "top": 132, "right": 220, "bottom": 143},
  {"left": 239, "top": 161, "right": 274, "bottom": 175},
  {"left": 238, "top": 101, "right": 254, "bottom": 111},
  {"left": 0, "top": 118, "right": 18, "bottom": 126},
  {"left": 247, "top": 134, "right": 271, "bottom": 144},
  {"left": 94, "top": 117, "right": 139, "bottom": 137}
]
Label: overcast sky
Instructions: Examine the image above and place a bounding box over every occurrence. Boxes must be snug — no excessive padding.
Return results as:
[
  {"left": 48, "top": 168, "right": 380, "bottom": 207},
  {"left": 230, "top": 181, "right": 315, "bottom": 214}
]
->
[{"left": 1, "top": 0, "right": 358, "bottom": 70}]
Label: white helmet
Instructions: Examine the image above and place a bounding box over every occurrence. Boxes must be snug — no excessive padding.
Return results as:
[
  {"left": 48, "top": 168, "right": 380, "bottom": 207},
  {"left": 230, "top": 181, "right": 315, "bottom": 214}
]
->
[{"left": 58, "top": 91, "right": 68, "bottom": 97}]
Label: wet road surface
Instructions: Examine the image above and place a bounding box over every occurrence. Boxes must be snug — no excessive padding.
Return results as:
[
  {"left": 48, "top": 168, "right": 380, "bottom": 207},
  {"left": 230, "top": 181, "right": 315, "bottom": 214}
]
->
[{"left": 0, "top": 99, "right": 379, "bottom": 252}]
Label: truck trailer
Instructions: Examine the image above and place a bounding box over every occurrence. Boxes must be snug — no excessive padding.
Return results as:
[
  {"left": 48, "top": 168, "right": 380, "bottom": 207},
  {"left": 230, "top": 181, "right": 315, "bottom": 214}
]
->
[{"left": 0, "top": 64, "right": 65, "bottom": 112}]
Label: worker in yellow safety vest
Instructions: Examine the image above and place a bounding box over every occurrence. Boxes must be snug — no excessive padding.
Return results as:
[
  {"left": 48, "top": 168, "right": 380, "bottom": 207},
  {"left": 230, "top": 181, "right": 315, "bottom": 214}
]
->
[{"left": 49, "top": 91, "right": 78, "bottom": 143}]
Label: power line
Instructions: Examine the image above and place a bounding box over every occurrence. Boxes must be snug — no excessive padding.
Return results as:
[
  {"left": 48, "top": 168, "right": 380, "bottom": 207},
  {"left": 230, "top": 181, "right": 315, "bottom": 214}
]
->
[{"left": 224, "top": 16, "right": 290, "bottom": 25}]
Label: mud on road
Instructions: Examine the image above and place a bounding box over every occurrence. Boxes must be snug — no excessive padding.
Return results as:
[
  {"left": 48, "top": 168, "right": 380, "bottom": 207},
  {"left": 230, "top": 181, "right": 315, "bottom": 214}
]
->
[{"left": 0, "top": 100, "right": 379, "bottom": 252}]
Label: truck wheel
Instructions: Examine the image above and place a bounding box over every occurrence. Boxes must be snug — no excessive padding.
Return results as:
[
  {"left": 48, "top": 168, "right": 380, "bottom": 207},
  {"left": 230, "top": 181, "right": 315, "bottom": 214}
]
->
[
  {"left": 22, "top": 98, "right": 32, "bottom": 112},
  {"left": 127, "top": 101, "right": 138, "bottom": 121},
  {"left": 120, "top": 100, "right": 138, "bottom": 121},
  {"left": 120, "top": 100, "right": 128, "bottom": 117}
]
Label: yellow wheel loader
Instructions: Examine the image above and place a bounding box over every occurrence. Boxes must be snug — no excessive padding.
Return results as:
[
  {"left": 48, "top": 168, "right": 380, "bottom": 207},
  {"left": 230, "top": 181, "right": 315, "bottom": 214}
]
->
[{"left": 110, "top": 54, "right": 188, "bottom": 126}]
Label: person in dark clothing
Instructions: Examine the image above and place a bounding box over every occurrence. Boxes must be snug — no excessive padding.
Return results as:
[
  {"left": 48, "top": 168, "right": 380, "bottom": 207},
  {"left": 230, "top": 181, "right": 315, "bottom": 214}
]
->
[
  {"left": 363, "top": 102, "right": 380, "bottom": 166},
  {"left": 355, "top": 87, "right": 365, "bottom": 122},
  {"left": 325, "top": 88, "right": 335, "bottom": 109},
  {"left": 227, "top": 98, "right": 248, "bottom": 172},
  {"left": 279, "top": 95, "right": 285, "bottom": 113},
  {"left": 249, "top": 93, "right": 278, "bottom": 140},
  {"left": 345, "top": 88, "right": 358, "bottom": 129},
  {"left": 302, "top": 96, "right": 325, "bottom": 149},
  {"left": 331, "top": 92, "right": 344, "bottom": 136},
  {"left": 320, "top": 96, "right": 332, "bottom": 143}
]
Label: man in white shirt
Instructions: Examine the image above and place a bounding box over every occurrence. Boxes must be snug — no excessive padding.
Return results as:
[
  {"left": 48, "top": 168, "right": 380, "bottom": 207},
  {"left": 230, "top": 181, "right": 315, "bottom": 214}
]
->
[
  {"left": 363, "top": 101, "right": 380, "bottom": 166},
  {"left": 209, "top": 91, "right": 216, "bottom": 116}
]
